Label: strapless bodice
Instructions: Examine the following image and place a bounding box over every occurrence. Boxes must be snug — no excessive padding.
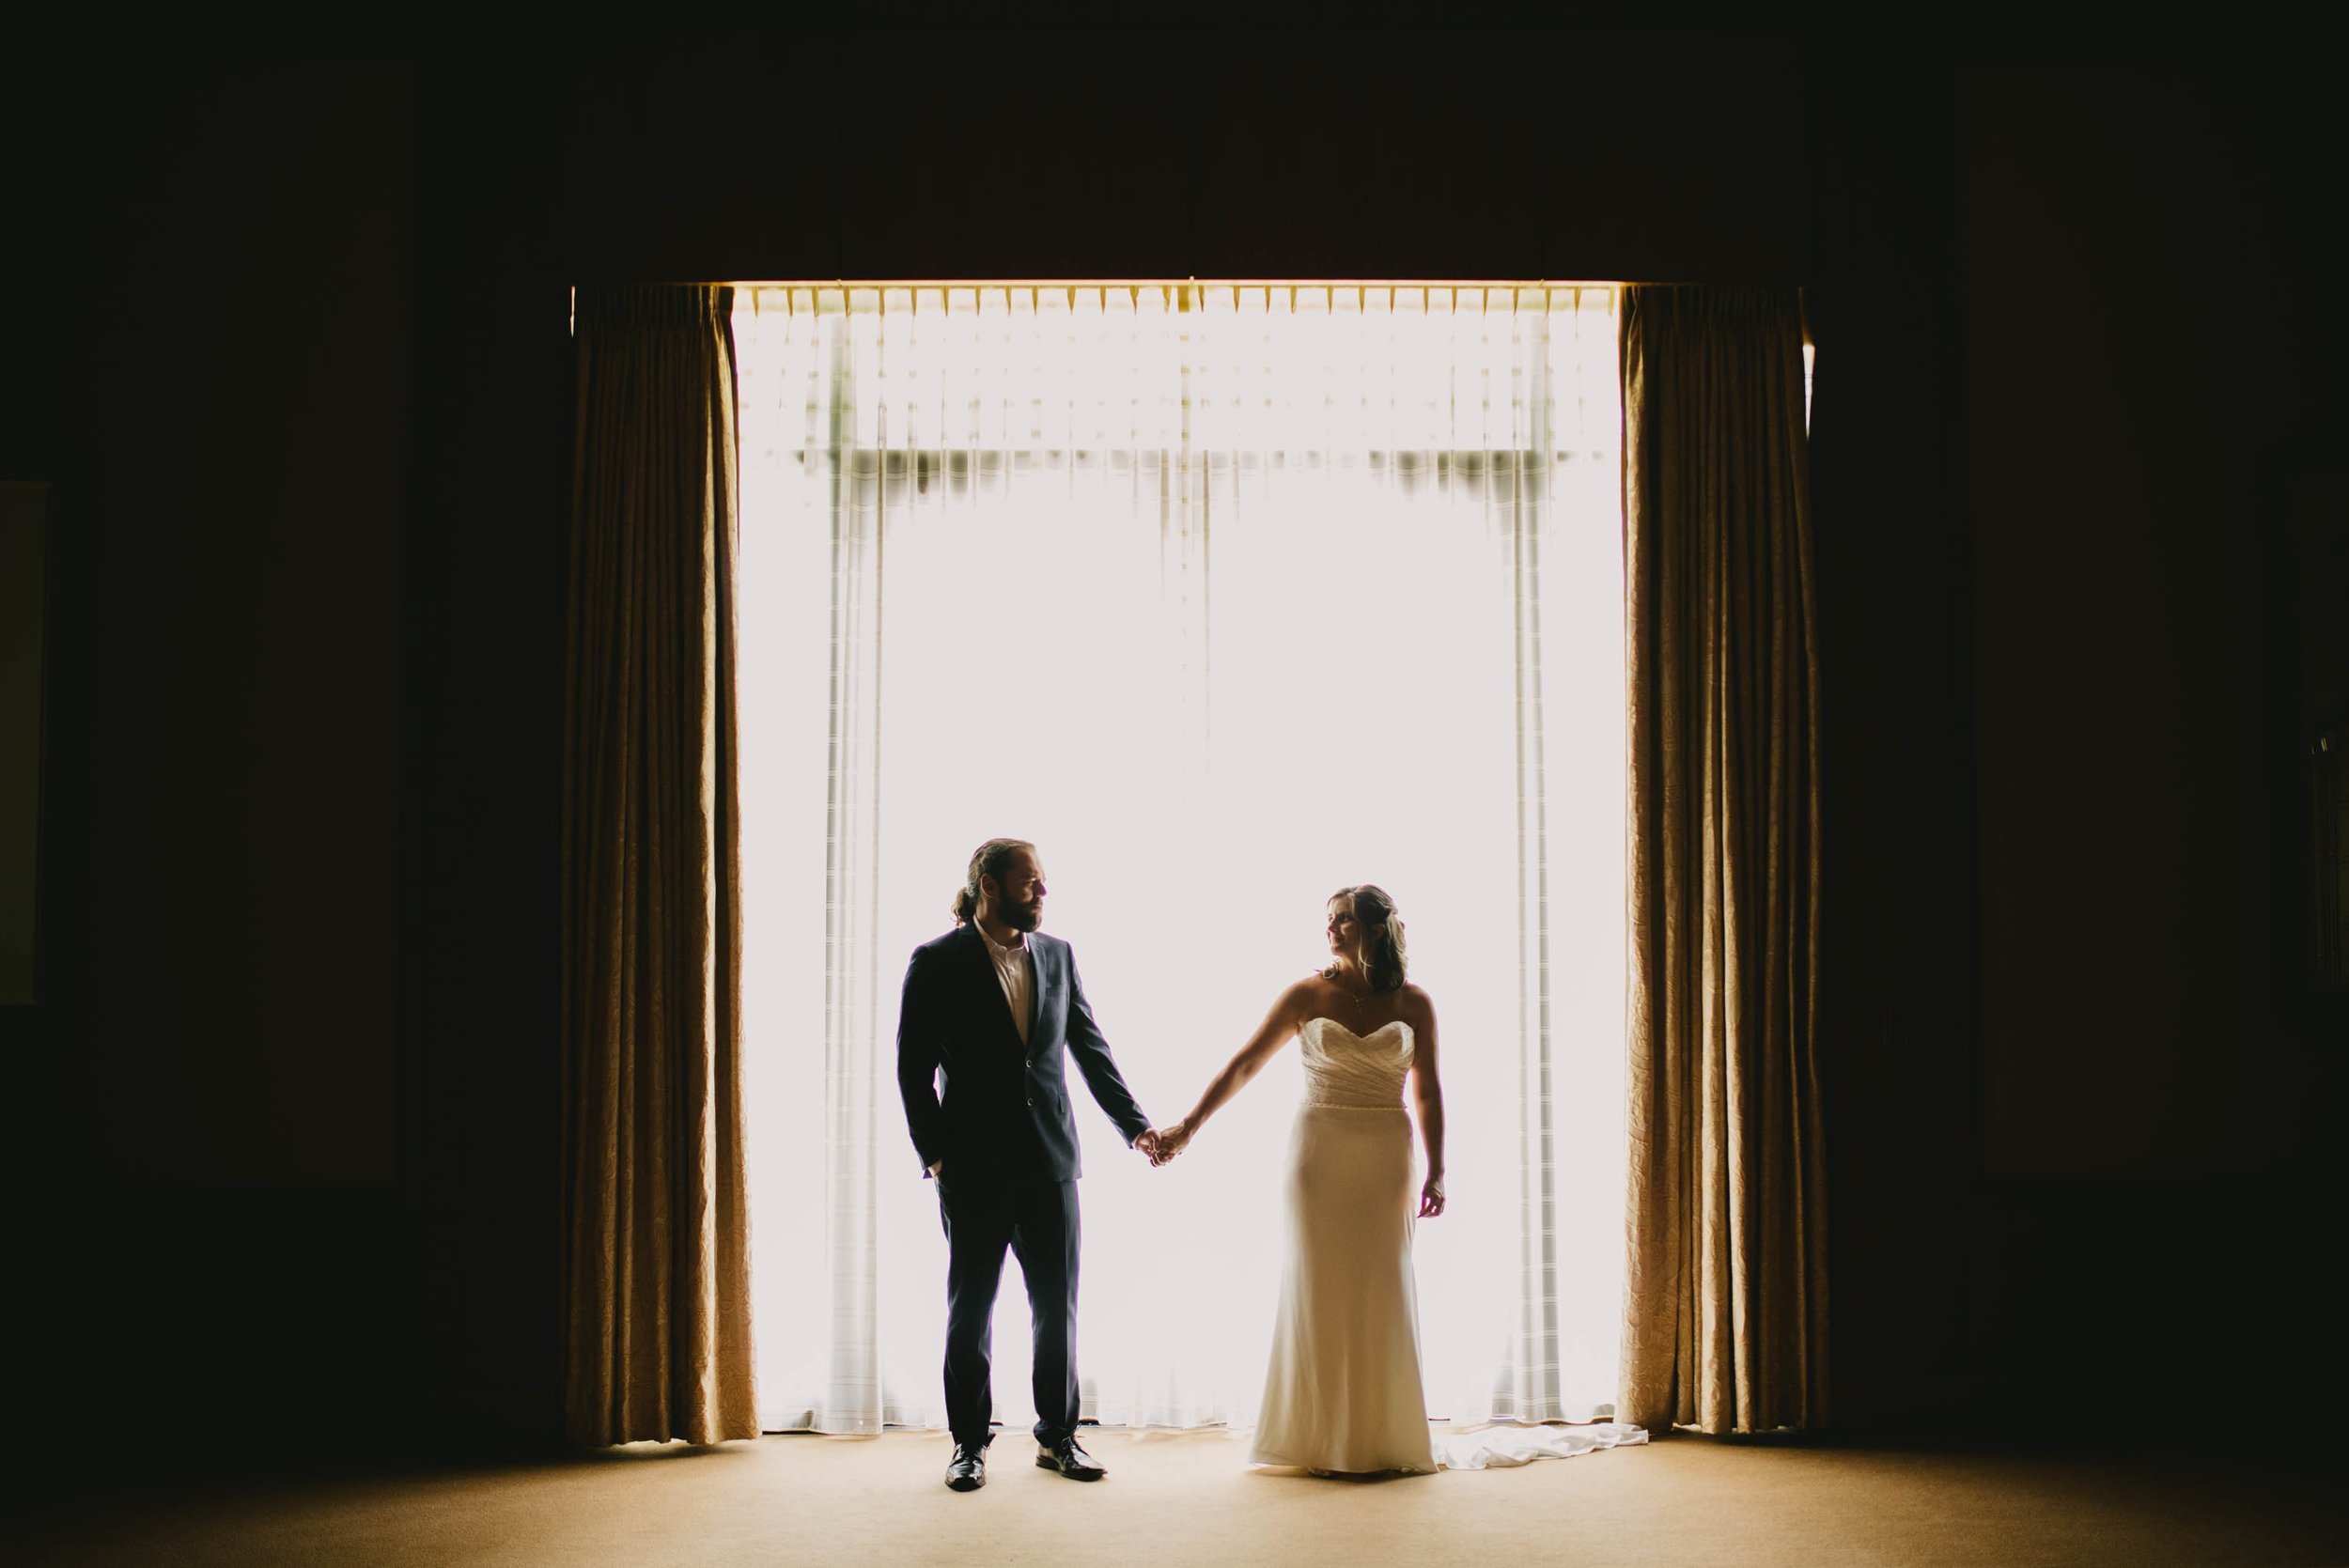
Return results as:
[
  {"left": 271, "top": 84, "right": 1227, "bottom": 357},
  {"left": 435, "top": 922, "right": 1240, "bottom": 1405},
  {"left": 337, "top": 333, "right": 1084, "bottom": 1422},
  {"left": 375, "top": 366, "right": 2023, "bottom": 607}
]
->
[{"left": 1299, "top": 1017, "right": 1415, "bottom": 1108}]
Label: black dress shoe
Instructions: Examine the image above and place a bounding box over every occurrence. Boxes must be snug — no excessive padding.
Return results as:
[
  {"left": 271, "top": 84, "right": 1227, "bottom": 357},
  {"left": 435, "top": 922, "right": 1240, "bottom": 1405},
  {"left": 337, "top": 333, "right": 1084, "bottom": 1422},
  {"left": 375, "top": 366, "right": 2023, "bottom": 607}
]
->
[
  {"left": 1035, "top": 1436, "right": 1106, "bottom": 1481},
  {"left": 944, "top": 1440, "right": 987, "bottom": 1491}
]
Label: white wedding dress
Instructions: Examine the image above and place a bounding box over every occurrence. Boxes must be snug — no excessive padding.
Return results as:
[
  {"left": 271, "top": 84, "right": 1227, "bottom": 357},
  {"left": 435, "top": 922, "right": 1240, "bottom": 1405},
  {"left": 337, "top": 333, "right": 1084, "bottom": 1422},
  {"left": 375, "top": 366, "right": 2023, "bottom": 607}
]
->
[{"left": 1249, "top": 1017, "right": 1439, "bottom": 1474}]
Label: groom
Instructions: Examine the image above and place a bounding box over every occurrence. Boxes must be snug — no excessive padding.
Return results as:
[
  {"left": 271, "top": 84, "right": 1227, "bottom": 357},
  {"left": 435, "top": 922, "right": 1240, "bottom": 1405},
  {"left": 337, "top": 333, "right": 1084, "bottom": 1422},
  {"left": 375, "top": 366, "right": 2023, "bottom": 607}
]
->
[{"left": 896, "top": 838, "right": 1163, "bottom": 1492}]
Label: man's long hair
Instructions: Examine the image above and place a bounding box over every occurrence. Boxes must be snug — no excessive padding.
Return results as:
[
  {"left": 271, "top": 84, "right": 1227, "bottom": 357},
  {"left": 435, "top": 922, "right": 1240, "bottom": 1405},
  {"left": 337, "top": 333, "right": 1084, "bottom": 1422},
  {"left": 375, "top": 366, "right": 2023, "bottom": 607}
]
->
[{"left": 954, "top": 837, "right": 1034, "bottom": 925}]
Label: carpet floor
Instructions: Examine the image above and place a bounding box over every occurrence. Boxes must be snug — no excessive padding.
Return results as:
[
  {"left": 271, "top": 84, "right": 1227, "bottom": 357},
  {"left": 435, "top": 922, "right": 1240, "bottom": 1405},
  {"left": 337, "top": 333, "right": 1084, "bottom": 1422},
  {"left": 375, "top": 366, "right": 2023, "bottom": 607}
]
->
[{"left": 20, "top": 1426, "right": 2347, "bottom": 1567}]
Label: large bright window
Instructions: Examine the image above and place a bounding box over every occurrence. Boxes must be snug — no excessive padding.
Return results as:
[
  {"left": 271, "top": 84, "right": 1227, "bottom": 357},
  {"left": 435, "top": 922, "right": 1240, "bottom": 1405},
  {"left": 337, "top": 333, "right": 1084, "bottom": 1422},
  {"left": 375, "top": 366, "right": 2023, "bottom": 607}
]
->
[{"left": 736, "top": 283, "right": 1625, "bottom": 1435}]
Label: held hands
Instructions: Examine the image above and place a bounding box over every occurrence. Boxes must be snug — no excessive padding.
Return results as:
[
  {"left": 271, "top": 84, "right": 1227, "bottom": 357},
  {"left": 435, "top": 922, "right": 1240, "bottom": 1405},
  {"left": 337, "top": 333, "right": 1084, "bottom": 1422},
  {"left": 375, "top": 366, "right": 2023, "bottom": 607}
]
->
[
  {"left": 1135, "top": 1119, "right": 1191, "bottom": 1167},
  {"left": 1418, "top": 1174, "right": 1446, "bottom": 1219}
]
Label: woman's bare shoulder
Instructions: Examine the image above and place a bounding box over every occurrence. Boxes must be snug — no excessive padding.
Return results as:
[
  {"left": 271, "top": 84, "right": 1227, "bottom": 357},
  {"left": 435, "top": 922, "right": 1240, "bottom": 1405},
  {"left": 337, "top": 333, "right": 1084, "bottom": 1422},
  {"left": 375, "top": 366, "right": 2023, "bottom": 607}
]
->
[{"left": 1286, "top": 973, "right": 1337, "bottom": 1005}]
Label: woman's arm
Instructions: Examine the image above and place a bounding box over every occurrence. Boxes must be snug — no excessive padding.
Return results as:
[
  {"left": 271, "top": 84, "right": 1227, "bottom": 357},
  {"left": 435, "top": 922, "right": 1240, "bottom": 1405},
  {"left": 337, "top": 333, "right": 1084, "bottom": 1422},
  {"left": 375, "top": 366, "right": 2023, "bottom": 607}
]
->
[
  {"left": 1408, "top": 989, "right": 1446, "bottom": 1217},
  {"left": 1158, "top": 982, "right": 1313, "bottom": 1157}
]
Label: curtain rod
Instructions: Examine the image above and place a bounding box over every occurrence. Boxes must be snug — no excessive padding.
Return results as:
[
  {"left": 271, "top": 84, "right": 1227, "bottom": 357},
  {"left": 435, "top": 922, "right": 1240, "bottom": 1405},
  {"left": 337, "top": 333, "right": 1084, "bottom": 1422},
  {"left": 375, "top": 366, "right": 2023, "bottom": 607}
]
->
[{"left": 692, "top": 278, "right": 1625, "bottom": 290}]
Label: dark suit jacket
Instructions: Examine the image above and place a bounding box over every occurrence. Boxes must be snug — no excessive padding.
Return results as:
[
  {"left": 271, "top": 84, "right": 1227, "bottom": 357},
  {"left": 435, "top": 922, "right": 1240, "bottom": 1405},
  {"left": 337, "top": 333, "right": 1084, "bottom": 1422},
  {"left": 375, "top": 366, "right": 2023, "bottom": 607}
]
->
[{"left": 896, "top": 924, "right": 1151, "bottom": 1181}]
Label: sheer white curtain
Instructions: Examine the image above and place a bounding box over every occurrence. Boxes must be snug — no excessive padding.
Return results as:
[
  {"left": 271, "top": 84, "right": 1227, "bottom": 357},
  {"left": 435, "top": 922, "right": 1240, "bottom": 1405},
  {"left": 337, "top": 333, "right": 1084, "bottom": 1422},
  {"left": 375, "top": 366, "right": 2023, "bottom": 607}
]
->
[{"left": 736, "top": 284, "right": 1625, "bottom": 1436}]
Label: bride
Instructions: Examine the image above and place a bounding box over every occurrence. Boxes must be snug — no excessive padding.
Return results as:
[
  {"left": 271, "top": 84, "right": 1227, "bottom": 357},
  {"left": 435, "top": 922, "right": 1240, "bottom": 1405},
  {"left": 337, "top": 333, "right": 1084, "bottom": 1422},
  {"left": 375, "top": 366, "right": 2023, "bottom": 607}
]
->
[{"left": 1152, "top": 884, "right": 1444, "bottom": 1475}]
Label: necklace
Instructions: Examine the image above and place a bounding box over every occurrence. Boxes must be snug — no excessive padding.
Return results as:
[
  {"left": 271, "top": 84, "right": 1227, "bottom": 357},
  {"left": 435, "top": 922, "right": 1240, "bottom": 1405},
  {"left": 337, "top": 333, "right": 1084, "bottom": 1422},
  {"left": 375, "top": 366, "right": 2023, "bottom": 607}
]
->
[{"left": 1334, "top": 970, "right": 1380, "bottom": 1017}]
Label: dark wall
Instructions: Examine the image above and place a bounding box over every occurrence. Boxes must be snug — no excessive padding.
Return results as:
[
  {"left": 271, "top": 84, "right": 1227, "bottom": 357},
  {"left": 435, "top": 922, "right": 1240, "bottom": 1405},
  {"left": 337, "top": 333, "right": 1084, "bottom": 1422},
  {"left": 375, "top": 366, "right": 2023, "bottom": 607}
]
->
[
  {"left": 4, "top": 66, "right": 419, "bottom": 1482},
  {"left": 561, "top": 37, "right": 1808, "bottom": 284},
  {"left": 1815, "top": 53, "right": 2344, "bottom": 1436},
  {"left": 5, "top": 39, "right": 2336, "bottom": 1481},
  {"left": 1955, "top": 66, "right": 2343, "bottom": 1435},
  {"left": 1803, "top": 59, "right": 1980, "bottom": 1432},
  {"left": 5, "top": 62, "right": 570, "bottom": 1480},
  {"left": 400, "top": 68, "right": 573, "bottom": 1452}
]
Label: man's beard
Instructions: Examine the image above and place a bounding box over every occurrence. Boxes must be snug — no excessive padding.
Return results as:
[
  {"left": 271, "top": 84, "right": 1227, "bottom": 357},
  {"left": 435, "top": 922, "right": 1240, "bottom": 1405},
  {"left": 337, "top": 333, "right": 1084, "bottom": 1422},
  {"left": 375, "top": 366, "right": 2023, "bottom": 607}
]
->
[{"left": 1003, "top": 899, "right": 1042, "bottom": 932}]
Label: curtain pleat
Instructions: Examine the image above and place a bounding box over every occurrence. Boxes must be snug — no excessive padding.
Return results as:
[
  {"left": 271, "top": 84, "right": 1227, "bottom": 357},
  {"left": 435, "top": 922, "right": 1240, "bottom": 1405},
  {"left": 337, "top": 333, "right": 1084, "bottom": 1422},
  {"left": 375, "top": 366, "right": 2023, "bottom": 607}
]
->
[
  {"left": 561, "top": 285, "right": 756, "bottom": 1446},
  {"left": 1619, "top": 287, "right": 1828, "bottom": 1435}
]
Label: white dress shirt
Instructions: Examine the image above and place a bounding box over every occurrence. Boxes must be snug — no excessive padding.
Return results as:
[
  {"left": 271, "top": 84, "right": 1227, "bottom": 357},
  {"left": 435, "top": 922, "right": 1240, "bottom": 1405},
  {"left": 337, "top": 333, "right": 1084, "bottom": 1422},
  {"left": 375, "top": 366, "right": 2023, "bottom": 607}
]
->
[{"left": 976, "top": 923, "right": 1033, "bottom": 1048}]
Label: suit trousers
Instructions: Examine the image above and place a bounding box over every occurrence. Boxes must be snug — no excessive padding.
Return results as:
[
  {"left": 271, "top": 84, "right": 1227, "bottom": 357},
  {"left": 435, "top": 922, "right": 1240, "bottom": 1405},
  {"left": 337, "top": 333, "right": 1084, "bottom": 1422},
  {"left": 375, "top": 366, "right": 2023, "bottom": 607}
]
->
[{"left": 939, "top": 1169, "right": 1081, "bottom": 1448}]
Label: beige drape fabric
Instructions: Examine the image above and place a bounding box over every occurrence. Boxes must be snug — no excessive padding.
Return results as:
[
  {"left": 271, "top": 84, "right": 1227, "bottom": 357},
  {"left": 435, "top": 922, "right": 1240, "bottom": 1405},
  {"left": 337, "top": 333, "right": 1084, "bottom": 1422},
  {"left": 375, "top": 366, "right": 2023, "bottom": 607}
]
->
[
  {"left": 1619, "top": 287, "right": 1828, "bottom": 1435},
  {"left": 560, "top": 286, "right": 756, "bottom": 1446}
]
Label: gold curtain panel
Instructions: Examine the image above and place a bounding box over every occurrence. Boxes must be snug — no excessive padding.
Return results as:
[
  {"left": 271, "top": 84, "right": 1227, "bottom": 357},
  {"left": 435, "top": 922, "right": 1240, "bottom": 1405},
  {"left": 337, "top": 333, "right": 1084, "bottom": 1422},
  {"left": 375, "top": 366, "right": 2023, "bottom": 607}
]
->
[
  {"left": 560, "top": 285, "right": 757, "bottom": 1446},
  {"left": 1620, "top": 286, "right": 1829, "bottom": 1436}
]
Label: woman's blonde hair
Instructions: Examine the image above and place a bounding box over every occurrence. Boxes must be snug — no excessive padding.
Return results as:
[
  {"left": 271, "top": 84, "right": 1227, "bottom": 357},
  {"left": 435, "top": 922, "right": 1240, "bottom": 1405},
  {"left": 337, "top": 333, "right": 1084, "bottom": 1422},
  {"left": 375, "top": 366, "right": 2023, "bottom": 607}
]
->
[{"left": 1322, "top": 884, "right": 1407, "bottom": 993}]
